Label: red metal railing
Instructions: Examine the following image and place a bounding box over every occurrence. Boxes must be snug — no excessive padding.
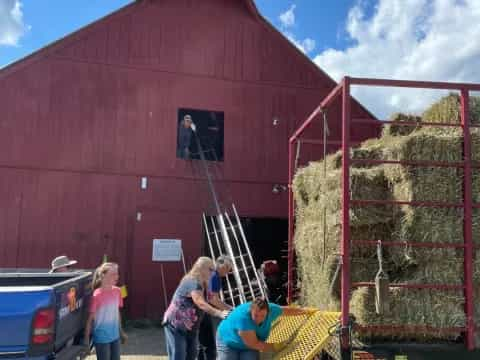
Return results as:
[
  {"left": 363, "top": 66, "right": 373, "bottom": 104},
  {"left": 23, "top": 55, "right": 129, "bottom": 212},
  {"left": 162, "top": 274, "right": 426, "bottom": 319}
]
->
[
  {"left": 356, "top": 325, "right": 466, "bottom": 336},
  {"left": 287, "top": 76, "right": 480, "bottom": 351}
]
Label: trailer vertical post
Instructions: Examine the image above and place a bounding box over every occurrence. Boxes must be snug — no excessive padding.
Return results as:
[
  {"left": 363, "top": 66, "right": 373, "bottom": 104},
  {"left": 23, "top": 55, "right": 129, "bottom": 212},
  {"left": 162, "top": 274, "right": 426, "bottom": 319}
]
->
[
  {"left": 461, "top": 88, "right": 475, "bottom": 350},
  {"left": 340, "top": 77, "right": 352, "bottom": 356},
  {"left": 287, "top": 139, "right": 295, "bottom": 304}
]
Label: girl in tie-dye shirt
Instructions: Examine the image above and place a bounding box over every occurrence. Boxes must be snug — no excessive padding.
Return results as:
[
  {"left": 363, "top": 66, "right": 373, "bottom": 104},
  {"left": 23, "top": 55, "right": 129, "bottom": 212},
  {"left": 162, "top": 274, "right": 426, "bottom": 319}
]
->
[{"left": 84, "top": 263, "right": 126, "bottom": 360}]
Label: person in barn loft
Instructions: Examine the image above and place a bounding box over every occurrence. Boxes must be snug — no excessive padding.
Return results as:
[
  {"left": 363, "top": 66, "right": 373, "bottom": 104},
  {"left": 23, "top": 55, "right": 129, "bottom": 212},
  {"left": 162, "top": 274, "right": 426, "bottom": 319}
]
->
[{"left": 177, "top": 114, "right": 195, "bottom": 159}]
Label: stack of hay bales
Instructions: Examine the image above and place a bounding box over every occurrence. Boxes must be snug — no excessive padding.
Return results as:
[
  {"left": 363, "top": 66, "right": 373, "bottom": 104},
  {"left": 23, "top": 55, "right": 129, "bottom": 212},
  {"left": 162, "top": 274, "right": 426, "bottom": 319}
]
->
[{"left": 293, "top": 94, "right": 480, "bottom": 342}]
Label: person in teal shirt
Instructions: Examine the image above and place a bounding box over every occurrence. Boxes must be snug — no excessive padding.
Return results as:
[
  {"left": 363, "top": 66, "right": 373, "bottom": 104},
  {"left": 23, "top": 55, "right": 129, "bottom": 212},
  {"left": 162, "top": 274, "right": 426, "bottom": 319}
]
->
[{"left": 216, "top": 298, "right": 312, "bottom": 359}]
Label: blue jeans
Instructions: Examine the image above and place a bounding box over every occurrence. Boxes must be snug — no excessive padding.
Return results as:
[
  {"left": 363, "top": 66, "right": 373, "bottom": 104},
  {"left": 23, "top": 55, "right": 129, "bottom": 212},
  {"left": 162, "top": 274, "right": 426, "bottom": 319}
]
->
[
  {"left": 95, "top": 339, "right": 120, "bottom": 360},
  {"left": 198, "top": 315, "right": 221, "bottom": 360},
  {"left": 216, "top": 336, "right": 259, "bottom": 360},
  {"left": 164, "top": 324, "right": 198, "bottom": 360}
]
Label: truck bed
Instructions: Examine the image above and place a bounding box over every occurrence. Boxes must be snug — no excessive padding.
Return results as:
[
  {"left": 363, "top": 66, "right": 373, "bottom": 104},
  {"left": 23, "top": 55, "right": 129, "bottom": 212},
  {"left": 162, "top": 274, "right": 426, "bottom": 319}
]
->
[
  {"left": 0, "top": 270, "right": 93, "bottom": 360},
  {"left": 0, "top": 274, "right": 76, "bottom": 287}
]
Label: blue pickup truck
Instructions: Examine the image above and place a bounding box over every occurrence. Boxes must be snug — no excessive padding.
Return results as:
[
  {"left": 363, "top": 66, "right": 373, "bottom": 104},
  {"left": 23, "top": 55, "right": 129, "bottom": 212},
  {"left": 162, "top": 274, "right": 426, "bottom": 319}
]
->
[{"left": 0, "top": 270, "right": 93, "bottom": 360}]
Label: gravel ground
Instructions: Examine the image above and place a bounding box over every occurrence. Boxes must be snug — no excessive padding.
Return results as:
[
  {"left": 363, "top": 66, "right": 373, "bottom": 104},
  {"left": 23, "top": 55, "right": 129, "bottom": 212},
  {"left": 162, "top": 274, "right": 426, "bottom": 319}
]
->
[{"left": 86, "top": 327, "right": 168, "bottom": 360}]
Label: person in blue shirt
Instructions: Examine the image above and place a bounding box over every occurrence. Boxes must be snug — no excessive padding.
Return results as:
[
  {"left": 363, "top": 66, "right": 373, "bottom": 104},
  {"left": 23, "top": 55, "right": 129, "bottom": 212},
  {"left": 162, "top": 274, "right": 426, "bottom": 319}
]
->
[
  {"left": 198, "top": 255, "right": 233, "bottom": 360},
  {"left": 216, "top": 298, "right": 312, "bottom": 359}
]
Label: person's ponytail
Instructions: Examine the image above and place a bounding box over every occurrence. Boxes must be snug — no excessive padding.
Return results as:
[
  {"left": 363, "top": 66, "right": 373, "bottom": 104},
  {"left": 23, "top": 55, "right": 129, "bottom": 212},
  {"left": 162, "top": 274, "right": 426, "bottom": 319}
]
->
[{"left": 91, "top": 262, "right": 117, "bottom": 290}]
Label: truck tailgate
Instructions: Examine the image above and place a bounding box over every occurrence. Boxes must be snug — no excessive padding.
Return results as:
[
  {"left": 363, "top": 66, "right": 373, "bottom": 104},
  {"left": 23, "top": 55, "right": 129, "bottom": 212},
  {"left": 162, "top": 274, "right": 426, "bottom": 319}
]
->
[{"left": 0, "top": 287, "right": 52, "bottom": 349}]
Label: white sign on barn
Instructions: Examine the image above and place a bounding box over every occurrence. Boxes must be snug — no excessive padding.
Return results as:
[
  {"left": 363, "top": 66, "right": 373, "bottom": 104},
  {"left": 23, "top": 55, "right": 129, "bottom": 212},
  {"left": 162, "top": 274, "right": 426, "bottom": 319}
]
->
[{"left": 152, "top": 239, "right": 183, "bottom": 262}]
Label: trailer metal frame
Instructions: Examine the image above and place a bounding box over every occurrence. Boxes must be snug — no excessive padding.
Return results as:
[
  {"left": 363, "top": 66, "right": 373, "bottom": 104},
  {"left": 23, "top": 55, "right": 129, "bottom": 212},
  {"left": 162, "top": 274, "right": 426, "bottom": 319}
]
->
[{"left": 287, "top": 77, "right": 480, "bottom": 352}]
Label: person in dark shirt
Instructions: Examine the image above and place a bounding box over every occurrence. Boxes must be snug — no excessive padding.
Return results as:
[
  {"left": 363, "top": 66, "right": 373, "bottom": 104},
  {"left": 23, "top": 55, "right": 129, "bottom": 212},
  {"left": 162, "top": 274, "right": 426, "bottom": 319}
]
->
[
  {"left": 198, "top": 255, "right": 233, "bottom": 360},
  {"left": 177, "top": 114, "right": 194, "bottom": 159},
  {"left": 259, "top": 260, "right": 284, "bottom": 304}
]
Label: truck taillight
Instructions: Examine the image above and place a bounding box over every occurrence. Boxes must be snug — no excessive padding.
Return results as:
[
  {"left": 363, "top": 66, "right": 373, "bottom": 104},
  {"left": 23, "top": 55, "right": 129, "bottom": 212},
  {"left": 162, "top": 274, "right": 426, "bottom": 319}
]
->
[{"left": 32, "top": 308, "right": 55, "bottom": 344}]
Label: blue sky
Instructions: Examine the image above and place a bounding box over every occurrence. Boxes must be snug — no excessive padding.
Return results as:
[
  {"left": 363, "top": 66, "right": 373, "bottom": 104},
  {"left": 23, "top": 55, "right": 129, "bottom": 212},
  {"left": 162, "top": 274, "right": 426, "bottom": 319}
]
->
[
  {"left": 1, "top": 0, "right": 480, "bottom": 117},
  {"left": 0, "top": 0, "right": 132, "bottom": 66},
  {"left": 256, "top": 0, "right": 360, "bottom": 52},
  {"left": 0, "top": 0, "right": 358, "bottom": 66}
]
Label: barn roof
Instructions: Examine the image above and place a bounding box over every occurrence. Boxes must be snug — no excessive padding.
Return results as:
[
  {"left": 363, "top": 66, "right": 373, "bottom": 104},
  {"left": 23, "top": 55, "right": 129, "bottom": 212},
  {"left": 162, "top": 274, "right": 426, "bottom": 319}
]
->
[
  {"left": 243, "top": 0, "right": 262, "bottom": 19},
  {"left": 0, "top": 0, "right": 376, "bottom": 119},
  {"left": 0, "top": 0, "right": 325, "bottom": 85}
]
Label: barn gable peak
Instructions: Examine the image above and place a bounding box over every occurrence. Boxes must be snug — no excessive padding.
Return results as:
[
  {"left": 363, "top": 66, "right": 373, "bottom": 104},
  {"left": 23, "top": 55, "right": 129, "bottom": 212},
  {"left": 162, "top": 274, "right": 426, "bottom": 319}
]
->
[{"left": 1, "top": 0, "right": 265, "bottom": 79}]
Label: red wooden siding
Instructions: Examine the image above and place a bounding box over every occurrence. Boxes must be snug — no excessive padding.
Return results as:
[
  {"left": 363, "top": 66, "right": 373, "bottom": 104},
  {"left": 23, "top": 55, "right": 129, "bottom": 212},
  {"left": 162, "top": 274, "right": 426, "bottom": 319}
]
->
[{"left": 0, "top": 0, "right": 379, "bottom": 317}]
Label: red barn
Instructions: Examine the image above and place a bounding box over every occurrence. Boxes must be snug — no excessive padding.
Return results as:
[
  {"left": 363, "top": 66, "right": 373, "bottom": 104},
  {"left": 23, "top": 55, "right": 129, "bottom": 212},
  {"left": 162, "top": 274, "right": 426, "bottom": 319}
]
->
[{"left": 0, "top": 0, "right": 378, "bottom": 318}]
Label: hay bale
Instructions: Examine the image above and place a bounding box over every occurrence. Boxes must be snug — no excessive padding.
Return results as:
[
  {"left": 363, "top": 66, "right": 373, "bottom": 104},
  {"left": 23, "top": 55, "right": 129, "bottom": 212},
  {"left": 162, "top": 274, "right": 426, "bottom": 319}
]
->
[
  {"left": 323, "top": 140, "right": 386, "bottom": 171},
  {"left": 293, "top": 124, "right": 480, "bottom": 342},
  {"left": 293, "top": 165, "right": 392, "bottom": 224},
  {"left": 474, "top": 209, "right": 480, "bottom": 246},
  {"left": 382, "top": 128, "right": 463, "bottom": 162},
  {"left": 293, "top": 93, "right": 480, "bottom": 344},
  {"left": 295, "top": 220, "right": 394, "bottom": 303},
  {"left": 293, "top": 164, "right": 393, "bottom": 272},
  {"left": 395, "top": 207, "right": 463, "bottom": 244},
  {"left": 382, "top": 113, "right": 421, "bottom": 137},
  {"left": 422, "top": 93, "right": 480, "bottom": 125},
  {"left": 351, "top": 251, "right": 480, "bottom": 342},
  {"left": 423, "top": 93, "right": 462, "bottom": 124},
  {"left": 351, "top": 287, "right": 465, "bottom": 341}
]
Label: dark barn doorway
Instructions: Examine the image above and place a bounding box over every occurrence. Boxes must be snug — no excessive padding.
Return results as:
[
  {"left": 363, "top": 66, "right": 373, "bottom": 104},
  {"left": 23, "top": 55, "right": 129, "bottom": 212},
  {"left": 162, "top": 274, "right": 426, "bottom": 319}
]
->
[{"left": 202, "top": 217, "right": 288, "bottom": 304}]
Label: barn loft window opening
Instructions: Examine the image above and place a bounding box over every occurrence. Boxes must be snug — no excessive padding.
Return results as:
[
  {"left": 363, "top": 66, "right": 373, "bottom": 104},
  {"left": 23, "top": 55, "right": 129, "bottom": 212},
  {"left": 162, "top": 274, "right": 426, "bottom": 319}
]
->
[{"left": 177, "top": 108, "right": 224, "bottom": 162}]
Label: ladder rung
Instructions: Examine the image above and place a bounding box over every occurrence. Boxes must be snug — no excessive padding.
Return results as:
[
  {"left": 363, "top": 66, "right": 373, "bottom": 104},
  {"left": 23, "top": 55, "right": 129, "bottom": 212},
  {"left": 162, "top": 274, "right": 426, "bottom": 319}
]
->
[
  {"left": 223, "top": 294, "right": 243, "bottom": 301},
  {"left": 230, "top": 285, "right": 264, "bottom": 294},
  {"left": 208, "top": 224, "right": 240, "bottom": 237},
  {"left": 230, "top": 288, "right": 253, "bottom": 295},
  {"left": 244, "top": 289, "right": 264, "bottom": 299},
  {"left": 238, "top": 266, "right": 254, "bottom": 272},
  {"left": 232, "top": 284, "right": 253, "bottom": 292}
]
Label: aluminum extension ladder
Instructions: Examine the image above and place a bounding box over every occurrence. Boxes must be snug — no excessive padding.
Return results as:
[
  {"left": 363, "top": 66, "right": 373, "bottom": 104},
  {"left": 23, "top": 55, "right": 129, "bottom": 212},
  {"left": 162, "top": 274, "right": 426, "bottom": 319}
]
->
[
  {"left": 191, "top": 128, "right": 268, "bottom": 306},
  {"left": 203, "top": 206, "right": 268, "bottom": 306}
]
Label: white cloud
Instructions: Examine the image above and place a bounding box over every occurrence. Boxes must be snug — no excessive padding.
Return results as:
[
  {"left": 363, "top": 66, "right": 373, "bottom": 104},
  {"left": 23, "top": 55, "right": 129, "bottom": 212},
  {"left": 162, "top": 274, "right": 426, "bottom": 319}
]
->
[
  {"left": 279, "top": 4, "right": 296, "bottom": 28},
  {"left": 0, "top": 0, "right": 29, "bottom": 46},
  {"left": 285, "top": 32, "right": 316, "bottom": 54},
  {"left": 300, "top": 37, "right": 316, "bottom": 53},
  {"left": 313, "top": 0, "right": 480, "bottom": 118},
  {"left": 279, "top": 5, "right": 316, "bottom": 54}
]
